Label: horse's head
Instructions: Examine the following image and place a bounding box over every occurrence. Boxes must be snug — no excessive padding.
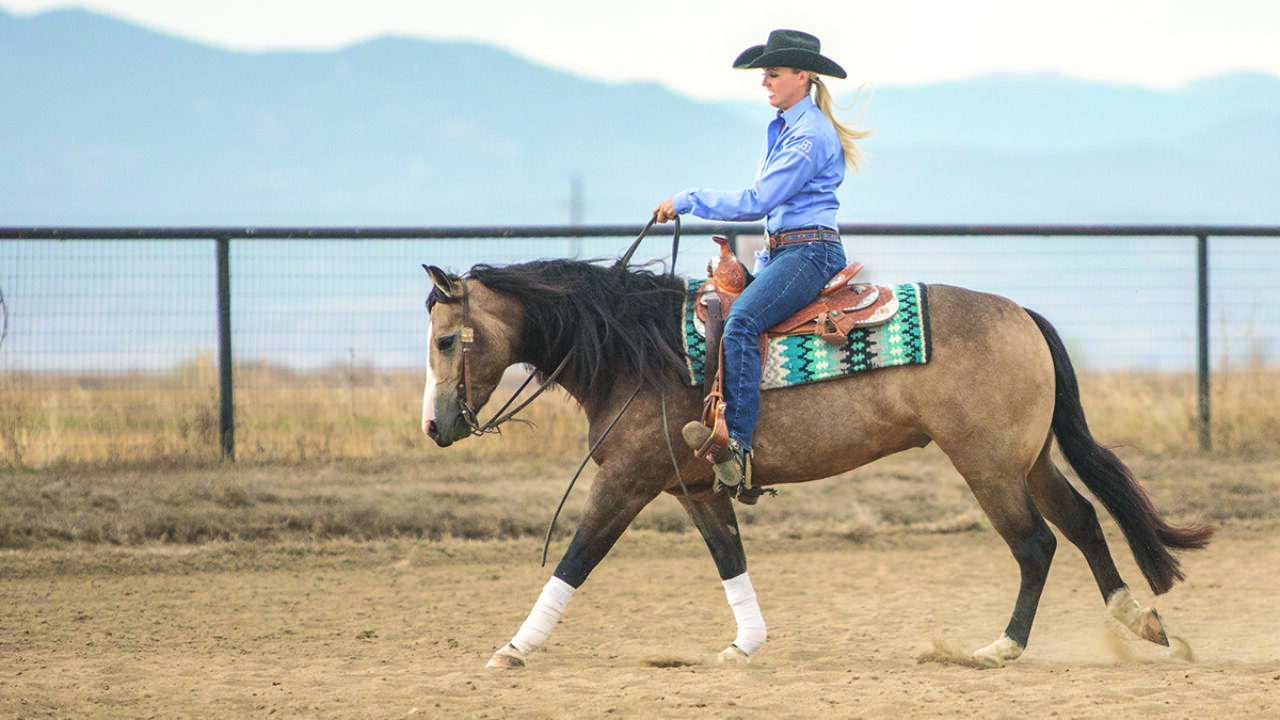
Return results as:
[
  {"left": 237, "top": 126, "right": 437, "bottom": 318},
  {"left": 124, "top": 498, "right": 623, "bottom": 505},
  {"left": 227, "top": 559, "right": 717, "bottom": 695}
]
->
[{"left": 422, "top": 265, "right": 522, "bottom": 447}]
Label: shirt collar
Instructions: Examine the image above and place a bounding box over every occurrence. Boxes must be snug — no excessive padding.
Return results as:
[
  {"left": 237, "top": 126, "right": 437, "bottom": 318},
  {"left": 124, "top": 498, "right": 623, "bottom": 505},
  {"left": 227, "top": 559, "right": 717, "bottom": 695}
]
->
[{"left": 779, "top": 95, "right": 816, "bottom": 128}]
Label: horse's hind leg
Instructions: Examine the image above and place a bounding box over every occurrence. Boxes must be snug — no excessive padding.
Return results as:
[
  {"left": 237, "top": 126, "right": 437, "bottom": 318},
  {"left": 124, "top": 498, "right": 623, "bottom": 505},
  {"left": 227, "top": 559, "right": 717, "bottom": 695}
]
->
[
  {"left": 958, "top": 470, "right": 1058, "bottom": 667},
  {"left": 677, "top": 489, "right": 765, "bottom": 664},
  {"left": 1026, "top": 444, "right": 1170, "bottom": 646}
]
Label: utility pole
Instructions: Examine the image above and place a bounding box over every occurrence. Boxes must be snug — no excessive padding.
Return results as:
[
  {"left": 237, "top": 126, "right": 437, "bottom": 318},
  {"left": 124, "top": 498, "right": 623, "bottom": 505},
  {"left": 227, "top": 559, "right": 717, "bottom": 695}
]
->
[{"left": 569, "top": 173, "right": 584, "bottom": 256}]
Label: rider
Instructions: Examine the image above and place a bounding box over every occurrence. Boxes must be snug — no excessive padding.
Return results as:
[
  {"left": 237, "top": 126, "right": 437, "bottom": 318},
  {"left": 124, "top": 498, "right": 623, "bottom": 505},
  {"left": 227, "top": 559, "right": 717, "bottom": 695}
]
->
[{"left": 654, "top": 29, "right": 869, "bottom": 490}]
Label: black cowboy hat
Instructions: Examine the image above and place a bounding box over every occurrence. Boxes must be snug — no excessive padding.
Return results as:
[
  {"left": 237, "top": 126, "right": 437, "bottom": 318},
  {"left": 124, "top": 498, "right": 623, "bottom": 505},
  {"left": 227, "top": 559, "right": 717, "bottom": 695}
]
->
[{"left": 732, "top": 29, "right": 846, "bottom": 79}]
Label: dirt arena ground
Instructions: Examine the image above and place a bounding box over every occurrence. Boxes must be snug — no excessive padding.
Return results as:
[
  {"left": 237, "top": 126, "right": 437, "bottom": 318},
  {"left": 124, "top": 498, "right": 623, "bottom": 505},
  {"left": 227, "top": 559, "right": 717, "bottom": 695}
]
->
[{"left": 2, "top": 519, "right": 1276, "bottom": 719}]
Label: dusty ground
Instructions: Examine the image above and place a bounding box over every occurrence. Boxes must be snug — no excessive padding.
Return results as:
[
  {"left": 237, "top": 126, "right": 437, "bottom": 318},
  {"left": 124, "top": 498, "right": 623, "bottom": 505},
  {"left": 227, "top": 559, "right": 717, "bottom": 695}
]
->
[{"left": 2, "top": 519, "right": 1277, "bottom": 719}]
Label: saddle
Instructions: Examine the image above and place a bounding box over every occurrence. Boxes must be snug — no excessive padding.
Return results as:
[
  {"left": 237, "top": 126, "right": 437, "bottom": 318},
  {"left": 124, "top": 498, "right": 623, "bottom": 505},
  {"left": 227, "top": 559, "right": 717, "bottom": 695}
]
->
[
  {"left": 694, "top": 236, "right": 896, "bottom": 346},
  {"left": 691, "top": 236, "right": 899, "bottom": 468}
]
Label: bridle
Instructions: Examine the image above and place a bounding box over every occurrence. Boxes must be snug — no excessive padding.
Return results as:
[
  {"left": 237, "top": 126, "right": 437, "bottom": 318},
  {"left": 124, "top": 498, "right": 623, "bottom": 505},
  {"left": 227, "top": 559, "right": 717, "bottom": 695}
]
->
[{"left": 450, "top": 277, "right": 571, "bottom": 437}]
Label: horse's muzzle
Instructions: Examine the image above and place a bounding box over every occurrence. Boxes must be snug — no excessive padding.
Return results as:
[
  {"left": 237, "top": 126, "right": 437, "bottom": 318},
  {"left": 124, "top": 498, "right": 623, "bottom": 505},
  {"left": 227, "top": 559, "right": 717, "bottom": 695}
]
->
[
  {"left": 425, "top": 403, "right": 471, "bottom": 447},
  {"left": 425, "top": 419, "right": 447, "bottom": 446},
  {"left": 425, "top": 417, "right": 458, "bottom": 448}
]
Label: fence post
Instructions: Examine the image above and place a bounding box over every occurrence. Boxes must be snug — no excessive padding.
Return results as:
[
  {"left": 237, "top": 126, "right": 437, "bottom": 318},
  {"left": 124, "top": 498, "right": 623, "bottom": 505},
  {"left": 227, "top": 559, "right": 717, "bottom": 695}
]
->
[
  {"left": 216, "top": 236, "right": 235, "bottom": 461},
  {"left": 1196, "top": 234, "right": 1210, "bottom": 452}
]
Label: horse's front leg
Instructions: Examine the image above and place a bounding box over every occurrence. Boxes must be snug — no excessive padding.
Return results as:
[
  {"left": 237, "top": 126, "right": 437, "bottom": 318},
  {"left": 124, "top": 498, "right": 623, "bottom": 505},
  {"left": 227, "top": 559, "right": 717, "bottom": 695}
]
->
[
  {"left": 486, "top": 468, "right": 662, "bottom": 669},
  {"left": 677, "top": 488, "right": 766, "bottom": 665}
]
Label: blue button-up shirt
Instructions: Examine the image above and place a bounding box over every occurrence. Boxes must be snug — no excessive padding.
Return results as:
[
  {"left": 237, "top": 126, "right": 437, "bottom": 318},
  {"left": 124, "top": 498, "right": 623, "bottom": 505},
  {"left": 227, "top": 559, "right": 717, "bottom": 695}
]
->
[{"left": 672, "top": 96, "right": 844, "bottom": 235}]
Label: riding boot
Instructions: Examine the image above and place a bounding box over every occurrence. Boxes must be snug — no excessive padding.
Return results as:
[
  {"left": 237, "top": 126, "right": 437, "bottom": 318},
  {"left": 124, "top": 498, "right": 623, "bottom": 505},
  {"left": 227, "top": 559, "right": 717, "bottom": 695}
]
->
[
  {"left": 712, "top": 438, "right": 750, "bottom": 491},
  {"left": 683, "top": 421, "right": 756, "bottom": 498}
]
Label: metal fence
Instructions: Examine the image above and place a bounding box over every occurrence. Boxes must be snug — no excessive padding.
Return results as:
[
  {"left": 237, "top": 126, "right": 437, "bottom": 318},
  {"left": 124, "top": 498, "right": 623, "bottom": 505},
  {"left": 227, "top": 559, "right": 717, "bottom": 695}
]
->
[{"left": 2, "top": 223, "right": 1278, "bottom": 464}]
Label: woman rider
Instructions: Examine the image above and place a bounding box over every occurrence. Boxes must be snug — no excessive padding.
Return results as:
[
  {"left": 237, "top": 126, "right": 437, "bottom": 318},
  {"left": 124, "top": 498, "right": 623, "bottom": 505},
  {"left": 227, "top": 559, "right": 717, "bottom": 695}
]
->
[{"left": 654, "top": 29, "right": 869, "bottom": 491}]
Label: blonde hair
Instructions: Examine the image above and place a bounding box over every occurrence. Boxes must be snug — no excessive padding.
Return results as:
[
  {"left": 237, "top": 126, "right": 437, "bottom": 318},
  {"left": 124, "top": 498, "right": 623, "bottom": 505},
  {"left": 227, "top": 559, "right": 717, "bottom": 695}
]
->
[{"left": 808, "top": 73, "right": 871, "bottom": 172}]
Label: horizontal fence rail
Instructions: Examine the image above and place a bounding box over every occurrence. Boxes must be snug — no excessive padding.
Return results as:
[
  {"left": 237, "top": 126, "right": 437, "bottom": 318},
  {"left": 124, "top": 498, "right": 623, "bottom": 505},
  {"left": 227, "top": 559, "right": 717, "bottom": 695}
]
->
[
  {"left": 3, "top": 223, "right": 1278, "bottom": 463},
  {"left": 7, "top": 223, "right": 1280, "bottom": 239}
]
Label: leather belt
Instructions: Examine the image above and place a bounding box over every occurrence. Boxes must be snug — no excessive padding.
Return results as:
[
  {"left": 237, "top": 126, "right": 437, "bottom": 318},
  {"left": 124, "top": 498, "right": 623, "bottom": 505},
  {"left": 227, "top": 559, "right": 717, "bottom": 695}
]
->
[{"left": 767, "top": 227, "right": 840, "bottom": 250}]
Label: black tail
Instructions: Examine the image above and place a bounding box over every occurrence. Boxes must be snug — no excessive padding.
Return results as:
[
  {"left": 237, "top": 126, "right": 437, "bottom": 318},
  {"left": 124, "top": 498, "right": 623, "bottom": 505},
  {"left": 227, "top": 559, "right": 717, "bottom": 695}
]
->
[{"left": 1025, "top": 308, "right": 1213, "bottom": 595}]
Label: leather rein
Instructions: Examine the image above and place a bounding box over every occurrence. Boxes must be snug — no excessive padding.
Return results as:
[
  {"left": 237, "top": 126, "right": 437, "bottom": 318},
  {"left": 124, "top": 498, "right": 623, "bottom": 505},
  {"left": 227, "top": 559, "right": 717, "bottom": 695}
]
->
[
  {"left": 452, "top": 215, "right": 680, "bottom": 436},
  {"left": 444, "top": 217, "right": 692, "bottom": 566}
]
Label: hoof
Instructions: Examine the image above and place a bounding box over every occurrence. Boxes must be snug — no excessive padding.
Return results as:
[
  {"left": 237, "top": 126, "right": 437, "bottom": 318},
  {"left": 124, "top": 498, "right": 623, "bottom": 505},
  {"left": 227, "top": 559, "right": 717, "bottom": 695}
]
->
[
  {"left": 1131, "top": 607, "right": 1170, "bottom": 647},
  {"left": 1108, "top": 587, "right": 1170, "bottom": 647},
  {"left": 485, "top": 644, "right": 527, "bottom": 669},
  {"left": 716, "top": 645, "right": 750, "bottom": 666},
  {"left": 972, "top": 635, "right": 1024, "bottom": 668}
]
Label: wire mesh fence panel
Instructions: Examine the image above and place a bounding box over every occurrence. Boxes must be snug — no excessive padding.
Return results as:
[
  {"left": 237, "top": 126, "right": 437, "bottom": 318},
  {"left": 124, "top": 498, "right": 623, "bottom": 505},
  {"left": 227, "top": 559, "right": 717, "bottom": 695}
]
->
[
  {"left": 1, "top": 239, "right": 217, "bottom": 466},
  {"left": 2, "top": 229, "right": 1276, "bottom": 467},
  {"left": 232, "top": 238, "right": 429, "bottom": 462},
  {"left": 1209, "top": 237, "right": 1279, "bottom": 368},
  {"left": 850, "top": 235, "right": 1203, "bottom": 370}
]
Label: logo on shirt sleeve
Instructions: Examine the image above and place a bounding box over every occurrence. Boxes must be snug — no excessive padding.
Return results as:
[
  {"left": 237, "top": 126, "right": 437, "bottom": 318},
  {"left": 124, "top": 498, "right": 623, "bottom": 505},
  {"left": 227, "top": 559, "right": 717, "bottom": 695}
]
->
[{"left": 788, "top": 138, "right": 813, "bottom": 160}]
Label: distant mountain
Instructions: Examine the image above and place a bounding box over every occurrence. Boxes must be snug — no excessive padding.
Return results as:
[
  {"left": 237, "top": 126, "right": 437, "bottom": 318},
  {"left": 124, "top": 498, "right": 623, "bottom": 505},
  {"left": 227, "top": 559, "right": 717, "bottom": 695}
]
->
[
  {"left": 3, "top": 7, "right": 1278, "bottom": 226},
  {"left": 830, "top": 72, "right": 1280, "bottom": 153},
  {"left": 0, "top": 8, "right": 759, "bottom": 226}
]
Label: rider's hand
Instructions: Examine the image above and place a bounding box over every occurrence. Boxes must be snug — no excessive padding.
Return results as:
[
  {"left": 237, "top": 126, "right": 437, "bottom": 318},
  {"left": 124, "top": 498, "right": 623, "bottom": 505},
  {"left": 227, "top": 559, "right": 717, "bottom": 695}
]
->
[{"left": 653, "top": 198, "right": 678, "bottom": 224}]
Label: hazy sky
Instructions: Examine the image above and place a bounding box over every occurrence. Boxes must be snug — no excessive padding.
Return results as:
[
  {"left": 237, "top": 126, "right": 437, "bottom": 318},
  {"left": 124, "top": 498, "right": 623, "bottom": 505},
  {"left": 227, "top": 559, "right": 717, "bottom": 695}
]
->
[{"left": 4, "top": 0, "right": 1279, "bottom": 99}]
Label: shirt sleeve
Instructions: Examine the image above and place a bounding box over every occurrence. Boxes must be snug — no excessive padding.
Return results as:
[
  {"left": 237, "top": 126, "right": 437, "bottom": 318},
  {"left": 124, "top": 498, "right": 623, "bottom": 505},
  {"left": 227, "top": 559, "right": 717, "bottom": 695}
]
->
[{"left": 674, "top": 133, "right": 821, "bottom": 222}]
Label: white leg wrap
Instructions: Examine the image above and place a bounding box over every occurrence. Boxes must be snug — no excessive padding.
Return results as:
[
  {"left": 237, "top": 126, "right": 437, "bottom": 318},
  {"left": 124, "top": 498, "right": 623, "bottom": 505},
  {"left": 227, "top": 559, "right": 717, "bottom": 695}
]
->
[
  {"left": 722, "top": 572, "right": 767, "bottom": 655},
  {"left": 1106, "top": 585, "right": 1168, "bottom": 645},
  {"left": 973, "top": 633, "right": 1024, "bottom": 667},
  {"left": 1107, "top": 586, "right": 1142, "bottom": 626},
  {"left": 509, "top": 577, "right": 575, "bottom": 655}
]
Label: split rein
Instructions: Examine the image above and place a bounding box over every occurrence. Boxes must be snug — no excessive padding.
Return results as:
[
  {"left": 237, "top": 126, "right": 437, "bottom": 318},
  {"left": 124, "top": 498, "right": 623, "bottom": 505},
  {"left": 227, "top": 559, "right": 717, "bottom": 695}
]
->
[
  {"left": 444, "top": 217, "right": 689, "bottom": 566},
  {"left": 452, "top": 215, "right": 681, "bottom": 438}
]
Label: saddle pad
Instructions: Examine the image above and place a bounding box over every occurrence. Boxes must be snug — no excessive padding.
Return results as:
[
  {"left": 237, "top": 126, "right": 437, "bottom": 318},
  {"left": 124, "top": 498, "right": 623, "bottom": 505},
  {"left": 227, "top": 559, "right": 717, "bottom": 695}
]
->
[{"left": 681, "top": 280, "right": 931, "bottom": 391}]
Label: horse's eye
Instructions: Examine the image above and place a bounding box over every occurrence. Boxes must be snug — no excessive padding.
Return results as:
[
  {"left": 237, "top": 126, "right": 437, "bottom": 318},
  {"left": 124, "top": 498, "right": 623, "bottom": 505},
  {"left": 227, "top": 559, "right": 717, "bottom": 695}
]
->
[{"left": 435, "top": 334, "right": 457, "bottom": 353}]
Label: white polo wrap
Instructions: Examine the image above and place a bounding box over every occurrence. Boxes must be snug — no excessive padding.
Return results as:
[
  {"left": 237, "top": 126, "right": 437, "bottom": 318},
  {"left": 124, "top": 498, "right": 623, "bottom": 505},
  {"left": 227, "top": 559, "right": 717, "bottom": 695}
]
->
[
  {"left": 722, "top": 571, "right": 767, "bottom": 655},
  {"left": 509, "top": 576, "right": 575, "bottom": 654}
]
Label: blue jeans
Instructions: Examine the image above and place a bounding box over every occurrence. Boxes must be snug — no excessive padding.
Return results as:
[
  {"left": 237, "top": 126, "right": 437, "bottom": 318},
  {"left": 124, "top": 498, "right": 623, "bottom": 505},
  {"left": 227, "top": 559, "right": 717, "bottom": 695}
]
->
[{"left": 723, "top": 238, "right": 848, "bottom": 452}]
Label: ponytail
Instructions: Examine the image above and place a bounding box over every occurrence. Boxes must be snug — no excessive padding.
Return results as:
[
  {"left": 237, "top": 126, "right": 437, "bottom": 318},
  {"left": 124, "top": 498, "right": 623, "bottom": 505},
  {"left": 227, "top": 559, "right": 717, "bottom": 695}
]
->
[{"left": 809, "top": 75, "right": 871, "bottom": 172}]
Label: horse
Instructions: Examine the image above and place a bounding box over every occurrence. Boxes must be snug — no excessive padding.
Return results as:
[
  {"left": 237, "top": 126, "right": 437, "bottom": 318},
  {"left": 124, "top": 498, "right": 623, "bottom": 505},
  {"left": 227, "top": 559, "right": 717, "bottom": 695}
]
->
[{"left": 421, "top": 255, "right": 1211, "bottom": 669}]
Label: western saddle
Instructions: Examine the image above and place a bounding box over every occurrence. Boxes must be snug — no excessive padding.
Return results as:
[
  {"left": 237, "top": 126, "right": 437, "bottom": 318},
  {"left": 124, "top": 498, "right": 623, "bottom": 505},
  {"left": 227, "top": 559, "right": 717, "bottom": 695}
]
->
[{"left": 690, "top": 235, "right": 896, "bottom": 470}]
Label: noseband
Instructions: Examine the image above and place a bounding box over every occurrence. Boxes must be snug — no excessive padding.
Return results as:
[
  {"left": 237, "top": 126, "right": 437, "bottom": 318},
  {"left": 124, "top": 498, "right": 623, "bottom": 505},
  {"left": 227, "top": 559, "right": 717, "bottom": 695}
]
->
[{"left": 451, "top": 277, "right": 571, "bottom": 436}]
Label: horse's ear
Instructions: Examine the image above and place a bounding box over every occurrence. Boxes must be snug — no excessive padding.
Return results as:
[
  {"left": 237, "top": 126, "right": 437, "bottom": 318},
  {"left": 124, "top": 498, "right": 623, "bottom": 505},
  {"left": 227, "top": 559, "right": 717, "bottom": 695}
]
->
[{"left": 424, "top": 265, "right": 460, "bottom": 300}]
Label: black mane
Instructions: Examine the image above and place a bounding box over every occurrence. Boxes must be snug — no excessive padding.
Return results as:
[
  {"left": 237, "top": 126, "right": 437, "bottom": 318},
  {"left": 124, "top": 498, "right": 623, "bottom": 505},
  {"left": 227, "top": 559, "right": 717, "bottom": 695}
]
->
[{"left": 466, "top": 260, "right": 688, "bottom": 407}]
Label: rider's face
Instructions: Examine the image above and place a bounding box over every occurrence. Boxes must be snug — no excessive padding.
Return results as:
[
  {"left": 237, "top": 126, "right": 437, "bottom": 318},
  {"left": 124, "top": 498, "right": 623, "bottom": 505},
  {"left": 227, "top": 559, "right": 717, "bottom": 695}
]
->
[{"left": 762, "top": 67, "right": 810, "bottom": 111}]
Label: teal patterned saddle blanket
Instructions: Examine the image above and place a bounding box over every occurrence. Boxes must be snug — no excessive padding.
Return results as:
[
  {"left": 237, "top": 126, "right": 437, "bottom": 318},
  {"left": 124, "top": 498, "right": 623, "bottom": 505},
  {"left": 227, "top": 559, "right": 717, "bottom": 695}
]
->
[{"left": 681, "top": 280, "right": 932, "bottom": 390}]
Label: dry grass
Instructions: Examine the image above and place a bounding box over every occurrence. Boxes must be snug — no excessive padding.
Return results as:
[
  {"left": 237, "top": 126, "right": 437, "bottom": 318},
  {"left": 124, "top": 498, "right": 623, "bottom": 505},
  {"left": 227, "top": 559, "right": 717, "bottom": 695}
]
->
[
  {"left": 0, "top": 358, "right": 591, "bottom": 468},
  {"left": 5, "top": 364, "right": 1279, "bottom": 469},
  {"left": 0, "top": 365, "right": 1277, "bottom": 550},
  {"left": 1078, "top": 367, "right": 1280, "bottom": 456}
]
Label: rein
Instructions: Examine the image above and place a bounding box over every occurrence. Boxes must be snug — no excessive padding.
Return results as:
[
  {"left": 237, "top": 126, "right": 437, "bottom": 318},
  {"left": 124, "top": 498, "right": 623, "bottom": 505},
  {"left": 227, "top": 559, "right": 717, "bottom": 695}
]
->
[
  {"left": 455, "top": 216, "right": 680, "bottom": 436},
  {"left": 538, "top": 217, "right": 690, "bottom": 564},
  {"left": 615, "top": 215, "right": 681, "bottom": 275},
  {"left": 445, "top": 217, "right": 692, "bottom": 565},
  {"left": 540, "top": 380, "right": 644, "bottom": 566}
]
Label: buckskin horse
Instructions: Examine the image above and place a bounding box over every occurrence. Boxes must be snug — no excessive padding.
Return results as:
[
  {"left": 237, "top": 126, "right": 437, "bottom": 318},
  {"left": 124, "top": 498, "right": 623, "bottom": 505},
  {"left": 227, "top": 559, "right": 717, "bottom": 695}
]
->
[{"left": 421, "top": 247, "right": 1210, "bottom": 669}]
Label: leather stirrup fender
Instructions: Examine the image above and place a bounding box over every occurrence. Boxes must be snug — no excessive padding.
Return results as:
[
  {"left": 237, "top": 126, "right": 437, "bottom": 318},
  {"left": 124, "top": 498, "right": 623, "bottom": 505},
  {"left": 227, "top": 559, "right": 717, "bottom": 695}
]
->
[{"left": 703, "top": 294, "right": 723, "bottom": 397}]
